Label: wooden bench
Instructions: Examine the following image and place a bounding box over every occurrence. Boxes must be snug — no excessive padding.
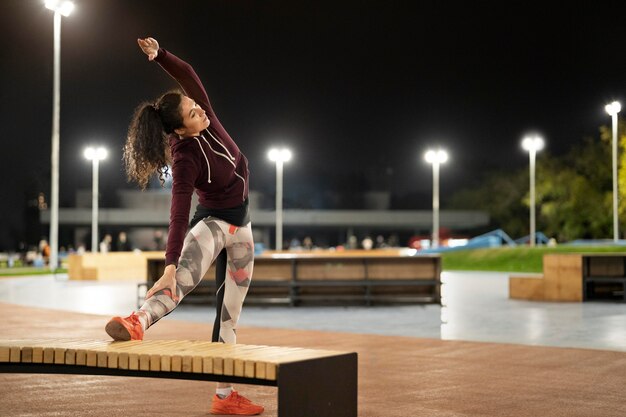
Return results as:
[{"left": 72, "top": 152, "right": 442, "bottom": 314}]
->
[
  {"left": 0, "top": 339, "right": 358, "bottom": 417},
  {"left": 509, "top": 253, "right": 626, "bottom": 302},
  {"left": 140, "top": 251, "right": 441, "bottom": 307},
  {"left": 68, "top": 251, "right": 166, "bottom": 281}
]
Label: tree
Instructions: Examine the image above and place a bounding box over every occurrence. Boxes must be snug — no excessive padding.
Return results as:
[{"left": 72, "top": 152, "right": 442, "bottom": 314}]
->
[
  {"left": 449, "top": 124, "right": 622, "bottom": 242},
  {"left": 448, "top": 168, "right": 529, "bottom": 238},
  {"left": 602, "top": 120, "right": 626, "bottom": 224},
  {"left": 535, "top": 152, "right": 611, "bottom": 241}
]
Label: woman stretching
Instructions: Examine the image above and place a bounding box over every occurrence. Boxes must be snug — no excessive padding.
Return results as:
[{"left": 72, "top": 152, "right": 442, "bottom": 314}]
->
[{"left": 105, "top": 37, "right": 263, "bottom": 416}]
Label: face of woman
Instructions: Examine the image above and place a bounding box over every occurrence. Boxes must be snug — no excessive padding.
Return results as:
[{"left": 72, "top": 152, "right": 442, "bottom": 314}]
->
[{"left": 176, "top": 96, "right": 210, "bottom": 137}]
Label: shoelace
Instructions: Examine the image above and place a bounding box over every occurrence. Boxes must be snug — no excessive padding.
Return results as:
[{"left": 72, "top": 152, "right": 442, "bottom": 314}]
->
[
  {"left": 128, "top": 314, "right": 141, "bottom": 326},
  {"left": 231, "top": 392, "right": 252, "bottom": 405}
]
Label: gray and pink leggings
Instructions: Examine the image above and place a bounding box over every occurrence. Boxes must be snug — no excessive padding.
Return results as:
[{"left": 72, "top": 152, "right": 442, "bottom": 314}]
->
[{"left": 138, "top": 217, "right": 254, "bottom": 344}]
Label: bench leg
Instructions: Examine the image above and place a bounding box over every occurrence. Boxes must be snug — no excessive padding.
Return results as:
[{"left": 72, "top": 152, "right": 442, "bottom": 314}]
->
[{"left": 277, "top": 353, "right": 357, "bottom": 417}]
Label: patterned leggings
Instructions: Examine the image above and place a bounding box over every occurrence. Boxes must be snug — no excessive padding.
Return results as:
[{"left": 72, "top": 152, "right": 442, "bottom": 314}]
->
[{"left": 139, "top": 217, "right": 254, "bottom": 344}]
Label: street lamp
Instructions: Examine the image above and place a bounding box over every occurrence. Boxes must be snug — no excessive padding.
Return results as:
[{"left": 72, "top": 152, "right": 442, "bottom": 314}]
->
[
  {"left": 268, "top": 148, "right": 292, "bottom": 251},
  {"left": 424, "top": 149, "right": 448, "bottom": 249},
  {"left": 45, "top": 0, "right": 75, "bottom": 270},
  {"left": 84, "top": 146, "right": 107, "bottom": 253},
  {"left": 522, "top": 135, "right": 545, "bottom": 247},
  {"left": 605, "top": 101, "right": 621, "bottom": 242}
]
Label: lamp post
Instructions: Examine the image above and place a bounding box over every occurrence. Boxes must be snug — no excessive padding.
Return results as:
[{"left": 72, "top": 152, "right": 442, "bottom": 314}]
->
[
  {"left": 268, "top": 148, "right": 292, "bottom": 251},
  {"left": 45, "top": 0, "right": 74, "bottom": 270},
  {"left": 605, "top": 101, "right": 621, "bottom": 242},
  {"left": 84, "top": 147, "right": 107, "bottom": 253},
  {"left": 521, "top": 135, "right": 544, "bottom": 247},
  {"left": 424, "top": 149, "right": 448, "bottom": 249}
]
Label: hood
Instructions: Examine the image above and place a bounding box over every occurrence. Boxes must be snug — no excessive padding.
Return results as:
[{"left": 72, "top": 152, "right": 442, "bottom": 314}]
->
[{"left": 168, "top": 134, "right": 197, "bottom": 153}]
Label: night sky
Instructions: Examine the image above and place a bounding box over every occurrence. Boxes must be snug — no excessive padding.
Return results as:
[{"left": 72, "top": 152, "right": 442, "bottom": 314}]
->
[{"left": 1, "top": 0, "right": 625, "bottom": 249}]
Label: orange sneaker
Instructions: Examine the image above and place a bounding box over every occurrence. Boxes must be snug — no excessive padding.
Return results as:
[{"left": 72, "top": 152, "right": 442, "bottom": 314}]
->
[
  {"left": 105, "top": 312, "right": 144, "bottom": 341},
  {"left": 210, "top": 391, "right": 264, "bottom": 415}
]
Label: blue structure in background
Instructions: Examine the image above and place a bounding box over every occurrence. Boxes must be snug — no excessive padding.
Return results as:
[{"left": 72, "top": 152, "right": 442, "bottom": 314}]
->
[
  {"left": 514, "top": 232, "right": 550, "bottom": 245},
  {"left": 418, "top": 229, "right": 552, "bottom": 253},
  {"left": 420, "top": 229, "right": 518, "bottom": 253},
  {"left": 473, "top": 229, "right": 517, "bottom": 247},
  {"left": 417, "top": 228, "right": 626, "bottom": 254}
]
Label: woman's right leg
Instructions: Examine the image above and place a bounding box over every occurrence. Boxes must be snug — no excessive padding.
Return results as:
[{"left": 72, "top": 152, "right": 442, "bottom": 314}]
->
[{"left": 138, "top": 218, "right": 226, "bottom": 329}]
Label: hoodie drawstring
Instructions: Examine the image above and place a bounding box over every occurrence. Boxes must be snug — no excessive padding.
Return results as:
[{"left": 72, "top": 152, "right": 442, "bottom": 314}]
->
[
  {"left": 194, "top": 137, "right": 212, "bottom": 183},
  {"left": 206, "top": 131, "right": 236, "bottom": 162},
  {"left": 197, "top": 132, "right": 246, "bottom": 200}
]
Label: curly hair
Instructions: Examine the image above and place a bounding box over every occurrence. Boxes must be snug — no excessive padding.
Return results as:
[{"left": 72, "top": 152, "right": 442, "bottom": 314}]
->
[{"left": 123, "top": 91, "right": 184, "bottom": 189}]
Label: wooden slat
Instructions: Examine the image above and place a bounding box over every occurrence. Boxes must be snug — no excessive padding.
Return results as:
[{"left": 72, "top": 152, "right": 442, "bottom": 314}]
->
[
  {"left": 10, "top": 346, "right": 21, "bottom": 363},
  {"left": 75, "top": 341, "right": 94, "bottom": 366},
  {"left": 170, "top": 341, "right": 219, "bottom": 374},
  {"left": 228, "top": 345, "right": 281, "bottom": 378},
  {"left": 74, "top": 341, "right": 106, "bottom": 366},
  {"left": 105, "top": 341, "right": 142, "bottom": 370},
  {"left": 149, "top": 340, "right": 178, "bottom": 372},
  {"left": 226, "top": 345, "right": 297, "bottom": 379},
  {"left": 174, "top": 342, "right": 230, "bottom": 375},
  {"left": 243, "top": 260, "right": 293, "bottom": 281},
  {"left": 297, "top": 259, "right": 365, "bottom": 280},
  {"left": 366, "top": 258, "right": 437, "bottom": 279},
  {"left": 543, "top": 254, "right": 583, "bottom": 301},
  {"left": 509, "top": 275, "right": 545, "bottom": 300},
  {"left": 21, "top": 346, "right": 33, "bottom": 363},
  {"left": 0, "top": 339, "right": 353, "bottom": 383},
  {"left": 43, "top": 347, "right": 55, "bottom": 364},
  {"left": 0, "top": 345, "right": 10, "bottom": 362},
  {"left": 172, "top": 341, "right": 230, "bottom": 375},
  {"left": 108, "top": 341, "right": 144, "bottom": 370},
  {"left": 54, "top": 347, "right": 67, "bottom": 365},
  {"left": 33, "top": 345, "right": 44, "bottom": 363},
  {"left": 0, "top": 339, "right": 57, "bottom": 363},
  {"left": 18, "top": 339, "right": 49, "bottom": 364}
]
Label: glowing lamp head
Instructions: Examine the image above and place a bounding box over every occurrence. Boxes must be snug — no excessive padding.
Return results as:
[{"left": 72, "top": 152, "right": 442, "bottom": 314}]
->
[
  {"left": 268, "top": 148, "right": 292, "bottom": 163},
  {"left": 45, "top": 0, "right": 75, "bottom": 16},
  {"left": 521, "top": 136, "right": 545, "bottom": 152},
  {"left": 424, "top": 149, "right": 448, "bottom": 164},
  {"left": 605, "top": 101, "right": 622, "bottom": 116},
  {"left": 84, "top": 147, "right": 108, "bottom": 161}
]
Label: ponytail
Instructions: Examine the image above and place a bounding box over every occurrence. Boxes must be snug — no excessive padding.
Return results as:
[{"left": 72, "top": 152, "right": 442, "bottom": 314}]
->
[{"left": 123, "top": 91, "right": 184, "bottom": 189}]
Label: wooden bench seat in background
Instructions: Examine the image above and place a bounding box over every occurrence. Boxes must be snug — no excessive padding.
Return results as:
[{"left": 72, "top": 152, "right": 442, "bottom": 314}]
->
[
  {"left": 0, "top": 339, "right": 357, "bottom": 417},
  {"left": 141, "top": 251, "right": 442, "bottom": 306},
  {"left": 509, "top": 253, "right": 626, "bottom": 302},
  {"left": 67, "top": 250, "right": 441, "bottom": 306},
  {"left": 68, "top": 251, "right": 165, "bottom": 281}
]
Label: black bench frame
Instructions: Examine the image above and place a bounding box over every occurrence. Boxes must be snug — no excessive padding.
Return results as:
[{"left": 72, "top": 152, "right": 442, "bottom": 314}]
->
[{"left": 582, "top": 255, "right": 626, "bottom": 302}]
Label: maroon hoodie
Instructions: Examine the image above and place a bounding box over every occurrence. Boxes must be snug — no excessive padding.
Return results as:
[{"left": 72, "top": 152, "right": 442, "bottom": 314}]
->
[{"left": 154, "top": 49, "right": 250, "bottom": 266}]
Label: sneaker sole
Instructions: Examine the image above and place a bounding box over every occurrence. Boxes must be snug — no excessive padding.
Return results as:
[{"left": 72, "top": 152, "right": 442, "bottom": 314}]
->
[
  {"left": 209, "top": 410, "right": 263, "bottom": 416},
  {"left": 210, "top": 405, "right": 264, "bottom": 415},
  {"left": 105, "top": 320, "right": 131, "bottom": 341}
]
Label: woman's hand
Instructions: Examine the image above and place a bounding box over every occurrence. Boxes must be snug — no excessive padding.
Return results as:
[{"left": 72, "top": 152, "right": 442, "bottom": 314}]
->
[
  {"left": 146, "top": 264, "right": 179, "bottom": 301},
  {"left": 137, "top": 37, "right": 159, "bottom": 61}
]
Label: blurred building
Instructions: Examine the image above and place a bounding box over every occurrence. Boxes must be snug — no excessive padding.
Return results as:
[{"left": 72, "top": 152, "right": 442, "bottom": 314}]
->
[{"left": 40, "top": 189, "right": 489, "bottom": 250}]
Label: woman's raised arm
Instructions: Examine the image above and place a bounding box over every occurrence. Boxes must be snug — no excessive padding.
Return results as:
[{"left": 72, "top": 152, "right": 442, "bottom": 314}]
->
[{"left": 137, "top": 37, "right": 213, "bottom": 117}]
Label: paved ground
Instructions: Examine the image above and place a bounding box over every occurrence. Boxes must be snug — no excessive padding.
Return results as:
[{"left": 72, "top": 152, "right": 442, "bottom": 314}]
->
[{"left": 2, "top": 302, "right": 626, "bottom": 417}]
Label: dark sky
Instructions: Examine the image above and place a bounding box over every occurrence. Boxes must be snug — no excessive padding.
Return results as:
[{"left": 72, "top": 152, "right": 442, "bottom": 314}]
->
[{"left": 1, "top": 0, "right": 625, "bottom": 249}]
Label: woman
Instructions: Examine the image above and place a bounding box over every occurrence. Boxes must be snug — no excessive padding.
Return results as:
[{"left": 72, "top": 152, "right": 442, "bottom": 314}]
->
[{"left": 105, "top": 37, "right": 263, "bottom": 416}]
